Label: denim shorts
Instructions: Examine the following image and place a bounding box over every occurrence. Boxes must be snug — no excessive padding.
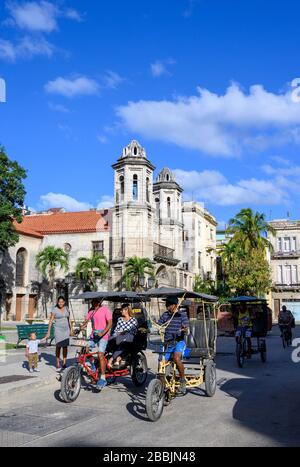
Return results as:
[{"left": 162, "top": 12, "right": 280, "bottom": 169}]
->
[
  {"left": 88, "top": 338, "right": 108, "bottom": 353},
  {"left": 159, "top": 340, "right": 187, "bottom": 362},
  {"left": 235, "top": 326, "right": 252, "bottom": 338}
]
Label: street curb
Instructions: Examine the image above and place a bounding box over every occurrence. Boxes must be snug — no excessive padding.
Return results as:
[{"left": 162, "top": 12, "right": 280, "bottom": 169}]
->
[{"left": 0, "top": 373, "right": 59, "bottom": 400}]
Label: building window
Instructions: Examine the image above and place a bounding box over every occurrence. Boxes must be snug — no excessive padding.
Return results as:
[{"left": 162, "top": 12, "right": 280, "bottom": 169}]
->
[
  {"left": 293, "top": 265, "right": 298, "bottom": 284},
  {"left": 155, "top": 198, "right": 160, "bottom": 218},
  {"left": 277, "top": 265, "right": 283, "bottom": 283},
  {"left": 277, "top": 238, "right": 282, "bottom": 251},
  {"left": 120, "top": 176, "right": 124, "bottom": 201},
  {"left": 146, "top": 177, "right": 150, "bottom": 203},
  {"left": 198, "top": 221, "right": 201, "bottom": 237},
  {"left": 285, "top": 265, "right": 292, "bottom": 284},
  {"left": 16, "top": 248, "right": 27, "bottom": 287},
  {"left": 167, "top": 197, "right": 171, "bottom": 218},
  {"left": 292, "top": 237, "right": 297, "bottom": 251},
  {"left": 283, "top": 237, "right": 291, "bottom": 252},
  {"left": 64, "top": 243, "right": 72, "bottom": 253},
  {"left": 92, "top": 241, "right": 104, "bottom": 255},
  {"left": 198, "top": 251, "right": 201, "bottom": 269},
  {"left": 133, "top": 174, "right": 138, "bottom": 200}
]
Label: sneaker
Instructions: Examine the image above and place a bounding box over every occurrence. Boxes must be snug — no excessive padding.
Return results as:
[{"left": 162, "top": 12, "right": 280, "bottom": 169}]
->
[
  {"left": 178, "top": 378, "right": 187, "bottom": 396},
  {"left": 56, "top": 367, "right": 61, "bottom": 373},
  {"left": 33, "top": 369, "right": 40, "bottom": 373},
  {"left": 29, "top": 369, "right": 34, "bottom": 373},
  {"left": 96, "top": 378, "right": 107, "bottom": 391}
]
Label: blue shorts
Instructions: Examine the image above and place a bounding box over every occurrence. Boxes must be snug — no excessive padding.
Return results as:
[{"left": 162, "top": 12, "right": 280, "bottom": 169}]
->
[
  {"left": 159, "top": 340, "right": 187, "bottom": 361},
  {"left": 235, "top": 326, "right": 252, "bottom": 338},
  {"left": 88, "top": 338, "right": 108, "bottom": 353}
]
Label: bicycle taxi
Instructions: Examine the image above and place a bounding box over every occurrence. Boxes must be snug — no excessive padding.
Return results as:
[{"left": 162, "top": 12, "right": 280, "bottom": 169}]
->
[
  {"left": 59, "top": 291, "right": 149, "bottom": 403},
  {"left": 141, "top": 287, "right": 218, "bottom": 422},
  {"left": 218, "top": 296, "right": 272, "bottom": 368}
]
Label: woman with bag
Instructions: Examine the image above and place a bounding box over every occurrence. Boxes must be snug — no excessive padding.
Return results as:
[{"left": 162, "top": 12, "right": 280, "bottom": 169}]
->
[
  {"left": 108, "top": 304, "right": 138, "bottom": 368},
  {"left": 45, "top": 296, "right": 71, "bottom": 372}
]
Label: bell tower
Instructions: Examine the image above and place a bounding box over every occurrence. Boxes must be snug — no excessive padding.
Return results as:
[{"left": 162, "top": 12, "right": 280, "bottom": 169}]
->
[{"left": 110, "top": 140, "right": 156, "bottom": 287}]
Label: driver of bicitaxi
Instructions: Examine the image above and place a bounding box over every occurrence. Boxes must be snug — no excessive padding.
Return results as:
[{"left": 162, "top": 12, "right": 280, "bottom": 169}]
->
[{"left": 157, "top": 296, "right": 189, "bottom": 396}]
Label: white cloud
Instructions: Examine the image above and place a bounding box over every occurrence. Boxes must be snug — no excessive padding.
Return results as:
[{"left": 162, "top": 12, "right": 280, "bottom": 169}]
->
[
  {"left": 117, "top": 83, "right": 300, "bottom": 157},
  {"left": 97, "top": 195, "right": 114, "bottom": 209},
  {"left": 150, "top": 58, "right": 176, "bottom": 77},
  {"left": 0, "top": 36, "right": 54, "bottom": 61},
  {"left": 40, "top": 193, "right": 92, "bottom": 211},
  {"left": 261, "top": 163, "right": 300, "bottom": 177},
  {"left": 48, "top": 101, "right": 70, "bottom": 113},
  {"left": 97, "top": 134, "right": 108, "bottom": 144},
  {"left": 270, "top": 155, "right": 290, "bottom": 166},
  {"left": 102, "top": 70, "right": 124, "bottom": 89},
  {"left": 5, "top": 1, "right": 82, "bottom": 33},
  {"left": 174, "top": 169, "right": 289, "bottom": 206},
  {"left": 45, "top": 76, "right": 100, "bottom": 98}
]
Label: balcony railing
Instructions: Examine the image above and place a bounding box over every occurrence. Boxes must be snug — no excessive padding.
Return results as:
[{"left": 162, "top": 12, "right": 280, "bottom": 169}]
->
[
  {"left": 274, "top": 283, "right": 300, "bottom": 290},
  {"left": 153, "top": 243, "right": 180, "bottom": 266},
  {"left": 272, "top": 250, "right": 300, "bottom": 259}
]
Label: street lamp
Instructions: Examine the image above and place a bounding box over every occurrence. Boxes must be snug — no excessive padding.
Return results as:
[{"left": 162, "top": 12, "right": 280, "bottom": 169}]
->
[
  {"left": 148, "top": 277, "right": 155, "bottom": 289},
  {"left": 139, "top": 275, "right": 145, "bottom": 288}
]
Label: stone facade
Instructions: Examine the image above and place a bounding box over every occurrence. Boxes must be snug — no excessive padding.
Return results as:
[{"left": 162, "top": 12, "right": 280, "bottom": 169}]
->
[
  {"left": 0, "top": 140, "right": 217, "bottom": 321},
  {"left": 268, "top": 220, "right": 300, "bottom": 322}
]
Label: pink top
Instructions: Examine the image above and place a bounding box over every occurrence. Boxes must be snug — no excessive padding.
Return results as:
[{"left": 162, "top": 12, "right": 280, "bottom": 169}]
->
[{"left": 85, "top": 306, "right": 112, "bottom": 341}]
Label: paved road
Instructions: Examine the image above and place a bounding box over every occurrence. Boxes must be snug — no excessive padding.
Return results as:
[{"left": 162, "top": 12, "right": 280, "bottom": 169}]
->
[{"left": 0, "top": 326, "right": 300, "bottom": 447}]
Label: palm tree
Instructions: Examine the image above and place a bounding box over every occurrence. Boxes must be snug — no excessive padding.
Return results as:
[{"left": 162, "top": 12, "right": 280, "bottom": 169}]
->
[
  {"left": 227, "top": 208, "right": 275, "bottom": 253},
  {"left": 123, "top": 256, "right": 154, "bottom": 291},
  {"left": 75, "top": 253, "right": 109, "bottom": 291},
  {"left": 36, "top": 246, "right": 69, "bottom": 306}
]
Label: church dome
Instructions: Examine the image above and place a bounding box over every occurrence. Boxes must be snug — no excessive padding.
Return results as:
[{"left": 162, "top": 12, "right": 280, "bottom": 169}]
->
[
  {"left": 156, "top": 167, "right": 176, "bottom": 183},
  {"left": 121, "top": 140, "right": 147, "bottom": 159}
]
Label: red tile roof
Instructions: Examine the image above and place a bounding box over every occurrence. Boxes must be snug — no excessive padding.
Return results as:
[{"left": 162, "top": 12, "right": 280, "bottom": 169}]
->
[
  {"left": 13, "top": 222, "right": 44, "bottom": 239},
  {"left": 17, "top": 210, "right": 110, "bottom": 235}
]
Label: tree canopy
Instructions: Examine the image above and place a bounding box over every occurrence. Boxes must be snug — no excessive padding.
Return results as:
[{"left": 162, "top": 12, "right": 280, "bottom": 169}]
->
[{"left": 0, "top": 146, "right": 27, "bottom": 250}]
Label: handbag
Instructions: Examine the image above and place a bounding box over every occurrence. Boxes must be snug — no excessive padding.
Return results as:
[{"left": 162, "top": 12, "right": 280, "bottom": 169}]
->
[{"left": 116, "top": 332, "right": 134, "bottom": 346}]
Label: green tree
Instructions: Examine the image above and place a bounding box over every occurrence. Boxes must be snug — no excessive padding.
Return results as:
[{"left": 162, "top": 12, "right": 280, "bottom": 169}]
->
[
  {"left": 36, "top": 246, "right": 69, "bottom": 303},
  {"left": 0, "top": 146, "right": 27, "bottom": 251},
  {"left": 225, "top": 249, "right": 272, "bottom": 297},
  {"left": 75, "top": 252, "right": 109, "bottom": 291},
  {"left": 193, "top": 274, "right": 215, "bottom": 295},
  {"left": 227, "top": 208, "right": 275, "bottom": 253},
  {"left": 123, "top": 256, "right": 154, "bottom": 291}
]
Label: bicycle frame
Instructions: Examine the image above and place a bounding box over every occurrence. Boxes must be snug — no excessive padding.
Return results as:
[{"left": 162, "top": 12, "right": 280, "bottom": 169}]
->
[{"left": 76, "top": 347, "right": 130, "bottom": 383}]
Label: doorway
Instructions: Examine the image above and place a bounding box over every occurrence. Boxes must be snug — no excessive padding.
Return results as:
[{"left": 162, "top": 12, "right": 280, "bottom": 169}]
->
[
  {"left": 28, "top": 295, "right": 37, "bottom": 319},
  {"left": 16, "top": 294, "right": 25, "bottom": 321}
]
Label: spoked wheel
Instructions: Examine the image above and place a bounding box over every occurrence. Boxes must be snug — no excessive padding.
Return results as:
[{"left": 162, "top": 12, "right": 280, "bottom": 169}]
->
[
  {"left": 60, "top": 366, "right": 81, "bottom": 403},
  {"left": 146, "top": 379, "right": 164, "bottom": 422},
  {"left": 205, "top": 360, "right": 217, "bottom": 397},
  {"left": 236, "top": 338, "right": 246, "bottom": 368},
  {"left": 131, "top": 352, "right": 148, "bottom": 387}
]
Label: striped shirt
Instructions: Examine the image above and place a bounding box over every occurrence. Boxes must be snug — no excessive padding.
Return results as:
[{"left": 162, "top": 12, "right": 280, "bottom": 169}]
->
[{"left": 158, "top": 310, "right": 189, "bottom": 342}]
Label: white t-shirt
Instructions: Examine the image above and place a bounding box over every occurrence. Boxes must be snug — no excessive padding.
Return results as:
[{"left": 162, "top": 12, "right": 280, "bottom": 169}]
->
[{"left": 26, "top": 339, "right": 40, "bottom": 354}]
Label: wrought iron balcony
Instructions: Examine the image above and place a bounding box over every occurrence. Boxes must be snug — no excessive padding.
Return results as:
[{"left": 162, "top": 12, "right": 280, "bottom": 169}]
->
[
  {"left": 153, "top": 243, "right": 180, "bottom": 266},
  {"left": 273, "top": 283, "right": 300, "bottom": 291},
  {"left": 272, "top": 250, "right": 300, "bottom": 259}
]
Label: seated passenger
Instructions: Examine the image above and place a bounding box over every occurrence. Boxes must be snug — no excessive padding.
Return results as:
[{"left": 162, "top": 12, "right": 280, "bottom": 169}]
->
[
  {"left": 108, "top": 304, "right": 138, "bottom": 368},
  {"left": 235, "top": 305, "right": 253, "bottom": 356}
]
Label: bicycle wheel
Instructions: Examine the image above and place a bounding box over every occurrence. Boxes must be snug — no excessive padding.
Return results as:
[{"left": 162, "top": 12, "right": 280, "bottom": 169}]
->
[
  {"left": 131, "top": 352, "right": 148, "bottom": 387},
  {"left": 205, "top": 360, "right": 217, "bottom": 397},
  {"left": 60, "top": 366, "right": 81, "bottom": 403},
  {"left": 146, "top": 379, "right": 164, "bottom": 422}
]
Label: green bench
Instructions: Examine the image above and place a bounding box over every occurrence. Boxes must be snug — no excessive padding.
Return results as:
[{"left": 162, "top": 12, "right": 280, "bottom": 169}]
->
[{"left": 16, "top": 324, "right": 55, "bottom": 348}]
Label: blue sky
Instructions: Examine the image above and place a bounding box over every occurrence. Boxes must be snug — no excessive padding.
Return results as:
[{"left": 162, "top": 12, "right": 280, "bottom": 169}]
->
[{"left": 1, "top": 0, "right": 300, "bottom": 227}]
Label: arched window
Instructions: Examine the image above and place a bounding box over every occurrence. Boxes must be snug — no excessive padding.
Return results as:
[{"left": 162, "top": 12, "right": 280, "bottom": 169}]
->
[
  {"left": 155, "top": 197, "right": 160, "bottom": 218},
  {"left": 120, "top": 176, "right": 124, "bottom": 201},
  {"left": 146, "top": 177, "right": 150, "bottom": 203},
  {"left": 16, "top": 248, "right": 27, "bottom": 287},
  {"left": 166, "top": 174, "right": 169, "bottom": 181},
  {"left": 133, "top": 146, "right": 138, "bottom": 156},
  {"left": 133, "top": 174, "right": 138, "bottom": 200},
  {"left": 167, "top": 197, "right": 171, "bottom": 218}
]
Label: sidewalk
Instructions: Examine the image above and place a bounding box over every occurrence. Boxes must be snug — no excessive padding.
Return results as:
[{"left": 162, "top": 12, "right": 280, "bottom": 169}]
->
[{"left": 0, "top": 345, "right": 77, "bottom": 400}]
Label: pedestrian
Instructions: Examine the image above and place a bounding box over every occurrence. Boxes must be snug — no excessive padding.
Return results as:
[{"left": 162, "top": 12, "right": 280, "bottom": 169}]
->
[
  {"left": 45, "top": 296, "right": 71, "bottom": 372},
  {"left": 26, "top": 332, "right": 46, "bottom": 373}
]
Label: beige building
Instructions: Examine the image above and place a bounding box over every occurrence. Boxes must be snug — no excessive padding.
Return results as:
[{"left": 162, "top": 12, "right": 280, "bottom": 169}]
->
[
  {"left": 268, "top": 219, "right": 300, "bottom": 322},
  {"left": 0, "top": 140, "right": 217, "bottom": 321}
]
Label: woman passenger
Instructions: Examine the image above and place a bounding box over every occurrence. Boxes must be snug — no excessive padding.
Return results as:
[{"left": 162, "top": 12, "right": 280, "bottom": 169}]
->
[{"left": 108, "top": 304, "right": 138, "bottom": 368}]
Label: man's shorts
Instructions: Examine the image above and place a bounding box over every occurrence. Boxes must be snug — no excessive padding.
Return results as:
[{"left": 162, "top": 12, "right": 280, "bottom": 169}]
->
[
  {"left": 159, "top": 340, "right": 187, "bottom": 361},
  {"left": 88, "top": 338, "right": 108, "bottom": 353},
  {"left": 235, "top": 326, "right": 252, "bottom": 338}
]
